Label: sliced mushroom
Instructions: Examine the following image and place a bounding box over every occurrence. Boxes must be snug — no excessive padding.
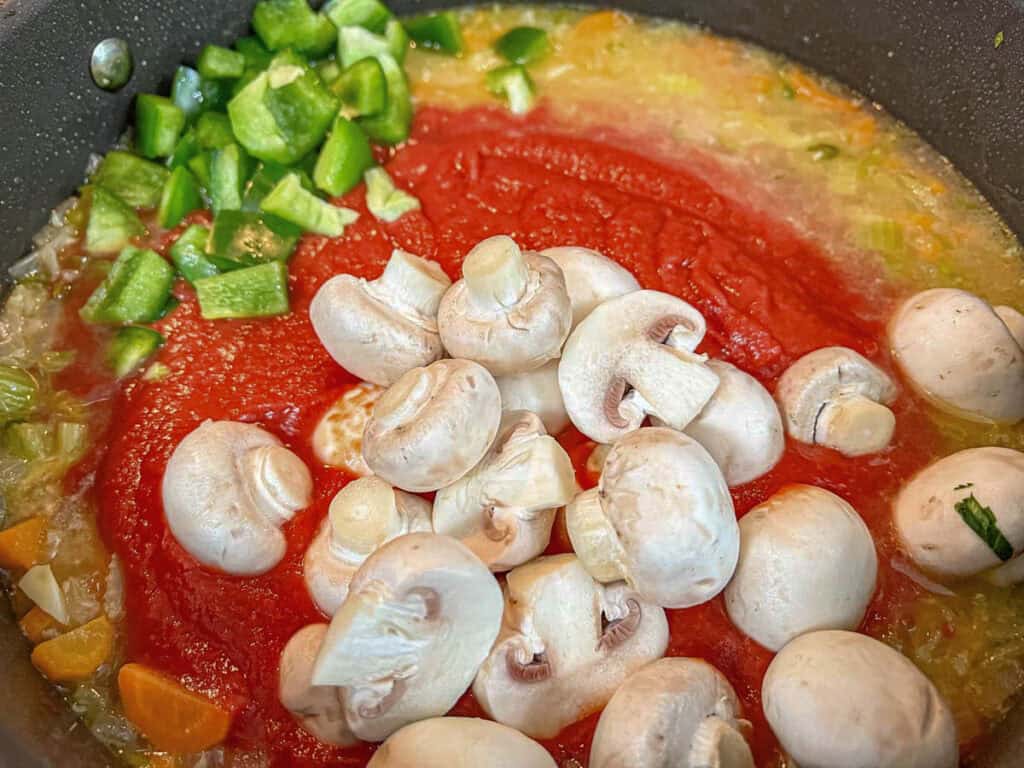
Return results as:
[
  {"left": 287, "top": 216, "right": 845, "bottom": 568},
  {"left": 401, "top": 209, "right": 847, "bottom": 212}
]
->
[
  {"left": 312, "top": 532, "right": 503, "bottom": 742},
  {"left": 279, "top": 624, "right": 356, "bottom": 747},
  {"left": 362, "top": 359, "right": 502, "bottom": 492},
  {"left": 162, "top": 420, "right": 313, "bottom": 575},
  {"left": 472, "top": 554, "right": 668, "bottom": 739},
  {"left": 775, "top": 346, "right": 898, "bottom": 457},
  {"left": 310, "top": 249, "right": 452, "bottom": 387},
  {"left": 995, "top": 305, "right": 1024, "bottom": 349},
  {"left": 763, "top": 630, "right": 958, "bottom": 768},
  {"left": 367, "top": 717, "right": 557, "bottom": 768},
  {"left": 495, "top": 361, "right": 569, "bottom": 435},
  {"left": 889, "top": 288, "right": 1024, "bottom": 424},
  {"left": 433, "top": 411, "right": 576, "bottom": 572},
  {"left": 304, "top": 476, "right": 432, "bottom": 615},
  {"left": 566, "top": 428, "right": 738, "bottom": 608},
  {"left": 894, "top": 447, "right": 1024, "bottom": 584},
  {"left": 590, "top": 657, "right": 753, "bottom": 768},
  {"left": 438, "top": 236, "right": 572, "bottom": 376},
  {"left": 312, "top": 382, "right": 384, "bottom": 475},
  {"left": 541, "top": 246, "right": 640, "bottom": 329},
  {"left": 724, "top": 485, "right": 877, "bottom": 651},
  {"left": 558, "top": 290, "right": 720, "bottom": 444}
]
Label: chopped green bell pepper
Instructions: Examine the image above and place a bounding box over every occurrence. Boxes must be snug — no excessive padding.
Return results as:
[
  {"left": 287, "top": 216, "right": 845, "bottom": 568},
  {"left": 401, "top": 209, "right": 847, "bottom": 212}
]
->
[
  {"left": 194, "top": 261, "right": 291, "bottom": 319},
  {"left": 323, "top": 0, "right": 392, "bottom": 34},
  {"left": 261, "top": 172, "right": 358, "bottom": 236},
  {"left": 85, "top": 188, "right": 146, "bottom": 254},
  {"left": 314, "top": 116, "right": 373, "bottom": 196},
  {"left": 494, "top": 26, "right": 550, "bottom": 65},
  {"left": 169, "top": 224, "right": 220, "bottom": 284},
  {"left": 210, "top": 143, "right": 254, "bottom": 213},
  {"left": 235, "top": 36, "right": 275, "bottom": 71},
  {"left": 187, "top": 151, "right": 213, "bottom": 188},
  {"left": 4, "top": 422, "right": 52, "bottom": 461},
  {"left": 168, "top": 129, "right": 201, "bottom": 170},
  {"left": 158, "top": 166, "right": 202, "bottom": 228},
  {"left": 404, "top": 12, "right": 464, "bottom": 55},
  {"left": 198, "top": 45, "right": 246, "bottom": 80},
  {"left": 136, "top": 94, "right": 187, "bottom": 159},
  {"left": 252, "top": 0, "right": 338, "bottom": 57},
  {"left": 0, "top": 366, "right": 37, "bottom": 425},
  {"left": 200, "top": 77, "right": 235, "bottom": 113},
  {"left": 209, "top": 210, "right": 301, "bottom": 269},
  {"left": 92, "top": 150, "right": 170, "bottom": 209},
  {"left": 486, "top": 64, "right": 536, "bottom": 115},
  {"left": 337, "top": 20, "right": 408, "bottom": 68},
  {"left": 364, "top": 166, "right": 420, "bottom": 222},
  {"left": 171, "top": 66, "right": 205, "bottom": 122},
  {"left": 332, "top": 56, "right": 387, "bottom": 116},
  {"left": 80, "top": 246, "right": 175, "bottom": 324},
  {"left": 317, "top": 59, "right": 343, "bottom": 85},
  {"left": 243, "top": 162, "right": 305, "bottom": 211},
  {"left": 195, "top": 111, "right": 236, "bottom": 149},
  {"left": 107, "top": 326, "right": 165, "bottom": 378},
  {"left": 356, "top": 54, "right": 411, "bottom": 145}
]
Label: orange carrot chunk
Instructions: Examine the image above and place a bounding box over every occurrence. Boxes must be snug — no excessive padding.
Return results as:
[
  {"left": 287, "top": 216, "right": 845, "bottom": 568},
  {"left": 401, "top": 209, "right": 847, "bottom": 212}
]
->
[
  {"left": 0, "top": 517, "right": 47, "bottom": 570},
  {"left": 31, "top": 615, "right": 114, "bottom": 683},
  {"left": 19, "top": 605, "right": 65, "bottom": 644}
]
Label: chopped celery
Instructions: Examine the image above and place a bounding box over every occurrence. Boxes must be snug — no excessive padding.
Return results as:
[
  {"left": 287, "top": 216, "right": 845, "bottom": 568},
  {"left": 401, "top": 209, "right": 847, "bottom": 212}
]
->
[
  {"left": 194, "top": 261, "right": 291, "bottom": 319},
  {"left": 92, "top": 151, "right": 170, "bottom": 209},
  {"left": 486, "top": 64, "right": 536, "bottom": 115},
  {"left": 235, "top": 36, "right": 275, "bottom": 71},
  {"left": 198, "top": 45, "right": 246, "bottom": 80},
  {"left": 171, "top": 66, "right": 204, "bottom": 122},
  {"left": 195, "top": 112, "right": 236, "bottom": 149},
  {"left": 169, "top": 224, "right": 220, "bottom": 285},
  {"left": 55, "top": 422, "right": 88, "bottom": 464},
  {"left": 4, "top": 423, "right": 53, "bottom": 461},
  {"left": 364, "top": 166, "right": 420, "bottom": 222},
  {"left": 262, "top": 173, "right": 358, "bottom": 236},
  {"left": 79, "top": 247, "right": 175, "bottom": 325},
  {"left": 357, "top": 54, "right": 411, "bottom": 145},
  {"left": 0, "top": 366, "right": 37, "bottom": 424},
  {"left": 135, "top": 94, "right": 186, "bottom": 159},
  {"left": 338, "top": 21, "right": 408, "bottom": 68},
  {"left": 85, "top": 188, "right": 146, "bottom": 254},
  {"left": 404, "top": 12, "right": 464, "bottom": 55},
  {"left": 157, "top": 167, "right": 202, "bottom": 228},
  {"left": 314, "top": 116, "right": 374, "bottom": 196},
  {"left": 859, "top": 218, "right": 905, "bottom": 259},
  {"left": 494, "top": 26, "right": 550, "bottom": 65},
  {"left": 324, "top": 0, "right": 392, "bottom": 34},
  {"left": 252, "top": 0, "right": 338, "bottom": 57},
  {"left": 209, "top": 210, "right": 301, "bottom": 269},
  {"left": 107, "top": 327, "right": 165, "bottom": 378},
  {"left": 210, "top": 143, "right": 254, "bottom": 213},
  {"left": 332, "top": 57, "right": 387, "bottom": 116}
]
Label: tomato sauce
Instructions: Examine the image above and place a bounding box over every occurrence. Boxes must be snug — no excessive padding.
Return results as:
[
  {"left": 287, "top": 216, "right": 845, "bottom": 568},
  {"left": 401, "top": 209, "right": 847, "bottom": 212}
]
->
[{"left": 69, "top": 106, "right": 940, "bottom": 766}]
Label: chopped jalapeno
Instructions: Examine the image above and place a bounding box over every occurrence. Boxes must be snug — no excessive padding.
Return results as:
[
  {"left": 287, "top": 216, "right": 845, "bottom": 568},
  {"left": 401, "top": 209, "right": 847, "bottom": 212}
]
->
[
  {"left": 92, "top": 150, "right": 170, "bottom": 209},
  {"left": 198, "top": 45, "right": 246, "bottom": 80},
  {"left": 252, "top": 0, "right": 337, "bottom": 58},
  {"left": 158, "top": 166, "right": 202, "bottom": 228},
  {"left": 135, "top": 94, "right": 187, "bottom": 159},
  {"left": 323, "top": 0, "right": 393, "bottom": 34},
  {"left": 169, "top": 224, "right": 220, "bottom": 284},
  {"left": 404, "top": 12, "right": 464, "bottom": 55},
  {"left": 486, "top": 64, "right": 536, "bottom": 115},
  {"left": 356, "top": 54, "right": 411, "bottom": 145},
  {"left": 195, "top": 112, "right": 236, "bottom": 149},
  {"left": 194, "top": 261, "right": 291, "bottom": 319},
  {"left": 209, "top": 210, "right": 301, "bottom": 269},
  {"left": 107, "top": 327, "right": 165, "bottom": 379},
  {"left": 314, "top": 116, "right": 374, "bottom": 196},
  {"left": 332, "top": 57, "right": 387, "bottom": 116},
  {"left": 262, "top": 173, "right": 359, "bottom": 236},
  {"left": 494, "top": 26, "right": 550, "bottom": 65},
  {"left": 80, "top": 247, "right": 175, "bottom": 325},
  {"left": 210, "top": 143, "right": 254, "bottom": 214},
  {"left": 85, "top": 188, "right": 146, "bottom": 254},
  {"left": 0, "top": 366, "right": 37, "bottom": 425},
  {"left": 364, "top": 166, "right": 420, "bottom": 222}
]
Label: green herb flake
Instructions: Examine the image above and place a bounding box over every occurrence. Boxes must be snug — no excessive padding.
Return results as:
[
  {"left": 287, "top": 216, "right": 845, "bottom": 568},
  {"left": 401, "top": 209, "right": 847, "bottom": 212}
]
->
[
  {"left": 955, "top": 494, "right": 1013, "bottom": 561},
  {"left": 995, "top": 31, "right": 1005, "bottom": 49}
]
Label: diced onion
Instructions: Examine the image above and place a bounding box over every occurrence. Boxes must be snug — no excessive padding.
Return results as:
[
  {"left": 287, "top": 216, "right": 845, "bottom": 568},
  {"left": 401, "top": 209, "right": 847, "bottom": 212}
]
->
[{"left": 19, "top": 564, "right": 70, "bottom": 624}]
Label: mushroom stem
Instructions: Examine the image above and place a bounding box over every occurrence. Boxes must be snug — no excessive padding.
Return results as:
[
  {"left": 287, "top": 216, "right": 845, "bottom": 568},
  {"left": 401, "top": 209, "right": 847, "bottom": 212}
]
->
[
  {"left": 243, "top": 444, "right": 314, "bottom": 526},
  {"left": 328, "top": 477, "right": 405, "bottom": 560},
  {"left": 376, "top": 249, "right": 452, "bottom": 317},
  {"left": 462, "top": 236, "right": 530, "bottom": 311},
  {"left": 688, "top": 716, "right": 755, "bottom": 768},
  {"left": 619, "top": 345, "right": 720, "bottom": 431},
  {"left": 565, "top": 489, "right": 628, "bottom": 583},
  {"left": 814, "top": 393, "right": 896, "bottom": 457}
]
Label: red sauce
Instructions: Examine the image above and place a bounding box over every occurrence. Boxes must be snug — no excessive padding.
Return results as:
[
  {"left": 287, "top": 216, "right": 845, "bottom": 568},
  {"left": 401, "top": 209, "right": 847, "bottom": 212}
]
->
[{"left": 65, "top": 106, "right": 941, "bottom": 766}]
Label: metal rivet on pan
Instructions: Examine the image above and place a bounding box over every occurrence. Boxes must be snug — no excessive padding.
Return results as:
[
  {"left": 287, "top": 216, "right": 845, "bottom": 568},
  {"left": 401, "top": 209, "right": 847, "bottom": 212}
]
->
[{"left": 91, "top": 38, "right": 134, "bottom": 91}]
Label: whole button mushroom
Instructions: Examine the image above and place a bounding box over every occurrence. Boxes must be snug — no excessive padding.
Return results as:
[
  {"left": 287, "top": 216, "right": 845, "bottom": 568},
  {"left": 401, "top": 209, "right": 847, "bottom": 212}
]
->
[
  {"left": 312, "top": 533, "right": 503, "bottom": 742},
  {"left": 433, "top": 411, "right": 577, "bottom": 572},
  {"left": 894, "top": 447, "right": 1024, "bottom": 585},
  {"left": 162, "top": 420, "right": 313, "bottom": 576},
  {"left": 304, "top": 476, "right": 432, "bottom": 615},
  {"left": 775, "top": 346, "right": 898, "bottom": 457},
  {"left": 724, "top": 485, "right": 878, "bottom": 651},
  {"left": 367, "top": 717, "right": 557, "bottom": 768},
  {"left": 495, "top": 361, "right": 569, "bottom": 435},
  {"left": 472, "top": 554, "right": 668, "bottom": 739},
  {"left": 559, "top": 290, "right": 721, "bottom": 444},
  {"left": 540, "top": 246, "right": 640, "bottom": 329},
  {"left": 310, "top": 249, "right": 452, "bottom": 387},
  {"left": 995, "top": 304, "right": 1024, "bottom": 348},
  {"left": 438, "top": 236, "right": 572, "bottom": 376},
  {"left": 763, "top": 630, "right": 958, "bottom": 768},
  {"left": 311, "top": 382, "right": 384, "bottom": 476},
  {"left": 362, "top": 359, "right": 502, "bottom": 492},
  {"left": 590, "top": 658, "right": 754, "bottom": 768},
  {"left": 566, "top": 428, "right": 739, "bottom": 608},
  {"left": 279, "top": 624, "right": 356, "bottom": 747},
  {"left": 889, "top": 288, "right": 1024, "bottom": 424}
]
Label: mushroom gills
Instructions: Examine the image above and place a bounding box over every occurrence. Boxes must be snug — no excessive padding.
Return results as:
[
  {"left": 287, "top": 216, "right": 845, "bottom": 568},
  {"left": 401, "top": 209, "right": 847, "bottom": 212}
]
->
[{"left": 279, "top": 624, "right": 357, "bottom": 747}]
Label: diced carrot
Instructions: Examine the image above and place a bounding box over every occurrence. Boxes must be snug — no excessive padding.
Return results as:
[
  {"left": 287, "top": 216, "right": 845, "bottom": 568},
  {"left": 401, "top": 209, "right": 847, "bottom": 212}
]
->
[
  {"left": 0, "top": 517, "right": 47, "bottom": 570},
  {"left": 19, "top": 605, "right": 65, "bottom": 644},
  {"left": 31, "top": 615, "right": 114, "bottom": 683},
  {"left": 847, "top": 115, "right": 878, "bottom": 148},
  {"left": 787, "top": 68, "right": 858, "bottom": 113},
  {"left": 145, "top": 754, "right": 179, "bottom": 768},
  {"left": 118, "top": 663, "right": 232, "bottom": 753},
  {"left": 572, "top": 9, "right": 631, "bottom": 39}
]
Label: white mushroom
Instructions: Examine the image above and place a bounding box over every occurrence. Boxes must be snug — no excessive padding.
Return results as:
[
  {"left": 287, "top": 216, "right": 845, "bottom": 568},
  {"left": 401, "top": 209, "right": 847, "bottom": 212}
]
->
[
  {"left": 472, "top": 554, "right": 668, "bottom": 739},
  {"left": 162, "top": 420, "right": 313, "bottom": 575},
  {"left": 433, "top": 411, "right": 576, "bottom": 572},
  {"left": 304, "top": 476, "right": 432, "bottom": 615},
  {"left": 367, "top": 717, "right": 557, "bottom": 768},
  {"left": 894, "top": 446, "right": 1024, "bottom": 584},
  {"left": 437, "top": 236, "right": 572, "bottom": 376},
  {"left": 541, "top": 246, "right": 640, "bottom": 329},
  {"left": 724, "top": 485, "right": 878, "bottom": 651},
  {"left": 763, "top": 630, "right": 958, "bottom": 768},
  {"left": 995, "top": 305, "right": 1024, "bottom": 349},
  {"left": 888, "top": 288, "right": 1024, "bottom": 424},
  {"left": 566, "top": 427, "right": 738, "bottom": 608},
  {"left": 362, "top": 359, "right": 502, "bottom": 492},
  {"left": 590, "top": 658, "right": 754, "bottom": 768},
  {"left": 312, "top": 382, "right": 384, "bottom": 475},
  {"left": 775, "top": 346, "right": 897, "bottom": 457},
  {"left": 558, "top": 290, "right": 720, "bottom": 444},
  {"left": 495, "top": 361, "right": 569, "bottom": 434},
  {"left": 279, "top": 624, "right": 356, "bottom": 747},
  {"left": 313, "top": 532, "right": 503, "bottom": 742},
  {"left": 310, "top": 249, "right": 452, "bottom": 387}
]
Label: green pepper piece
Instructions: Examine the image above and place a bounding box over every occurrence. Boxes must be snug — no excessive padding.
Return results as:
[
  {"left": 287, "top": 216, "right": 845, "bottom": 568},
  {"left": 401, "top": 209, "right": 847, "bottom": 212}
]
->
[
  {"left": 168, "top": 129, "right": 202, "bottom": 170},
  {"left": 323, "top": 0, "right": 392, "bottom": 34},
  {"left": 92, "top": 150, "right": 170, "bottom": 209},
  {"left": 210, "top": 210, "right": 301, "bottom": 269},
  {"left": 136, "top": 94, "right": 187, "bottom": 159},
  {"left": 171, "top": 66, "right": 205, "bottom": 123},
  {"left": 200, "top": 78, "right": 234, "bottom": 113},
  {"left": 195, "top": 112, "right": 236, "bottom": 149},
  {"left": 314, "top": 116, "right": 373, "bottom": 196},
  {"left": 235, "top": 36, "right": 275, "bottom": 71},
  {"left": 228, "top": 74, "right": 289, "bottom": 164},
  {"left": 253, "top": 0, "right": 338, "bottom": 57},
  {"left": 364, "top": 166, "right": 420, "bottom": 222},
  {"left": 357, "top": 54, "right": 411, "bottom": 145},
  {"left": 169, "top": 224, "right": 220, "bottom": 284},
  {"left": 243, "top": 162, "right": 295, "bottom": 211},
  {"left": 158, "top": 167, "right": 202, "bottom": 228},
  {"left": 337, "top": 21, "right": 408, "bottom": 68},
  {"left": 494, "top": 26, "right": 550, "bottom": 65},
  {"left": 85, "top": 188, "right": 146, "bottom": 254},
  {"left": 187, "top": 151, "right": 213, "bottom": 188},
  {"left": 0, "top": 366, "right": 37, "bottom": 425},
  {"left": 107, "top": 326, "right": 165, "bottom": 378},
  {"left": 262, "top": 173, "right": 359, "bottom": 236},
  {"left": 404, "top": 12, "right": 464, "bottom": 55},
  {"left": 198, "top": 45, "right": 246, "bottom": 80},
  {"left": 331, "top": 57, "right": 387, "bottom": 116},
  {"left": 486, "top": 64, "right": 536, "bottom": 115},
  {"left": 265, "top": 64, "right": 339, "bottom": 160},
  {"left": 317, "top": 59, "right": 343, "bottom": 85},
  {"left": 210, "top": 143, "right": 254, "bottom": 214},
  {"left": 80, "top": 246, "right": 175, "bottom": 324},
  {"left": 194, "top": 261, "right": 290, "bottom": 319}
]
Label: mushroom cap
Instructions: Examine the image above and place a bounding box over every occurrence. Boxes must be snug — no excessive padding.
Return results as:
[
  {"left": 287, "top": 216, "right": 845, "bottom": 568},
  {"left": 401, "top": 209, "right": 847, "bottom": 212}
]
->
[
  {"left": 367, "top": 717, "right": 557, "bottom": 768},
  {"left": 894, "top": 447, "right": 1024, "bottom": 583},
  {"left": 495, "top": 361, "right": 569, "bottom": 435},
  {"left": 763, "top": 630, "right": 958, "bottom": 768},
  {"left": 279, "top": 624, "right": 356, "bottom": 747},
  {"left": 438, "top": 237, "right": 572, "bottom": 376},
  {"left": 566, "top": 428, "right": 738, "bottom": 608},
  {"left": 472, "top": 554, "right": 668, "bottom": 739},
  {"left": 559, "top": 290, "right": 720, "bottom": 444},
  {"left": 362, "top": 359, "right": 502, "bottom": 492},
  {"left": 889, "top": 288, "right": 1024, "bottom": 424},
  {"left": 311, "top": 250, "right": 451, "bottom": 386},
  {"left": 541, "top": 246, "right": 640, "bottom": 329},
  {"left": 313, "top": 532, "right": 503, "bottom": 742},
  {"left": 590, "top": 657, "right": 753, "bottom": 768},
  {"left": 162, "top": 420, "right": 313, "bottom": 576},
  {"left": 433, "top": 411, "right": 577, "bottom": 572},
  {"left": 724, "top": 485, "right": 878, "bottom": 651},
  {"left": 312, "top": 382, "right": 384, "bottom": 476},
  {"left": 995, "top": 305, "right": 1024, "bottom": 349},
  {"left": 683, "top": 360, "right": 784, "bottom": 486},
  {"left": 775, "top": 346, "right": 897, "bottom": 456},
  {"left": 304, "top": 476, "right": 432, "bottom": 615}
]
